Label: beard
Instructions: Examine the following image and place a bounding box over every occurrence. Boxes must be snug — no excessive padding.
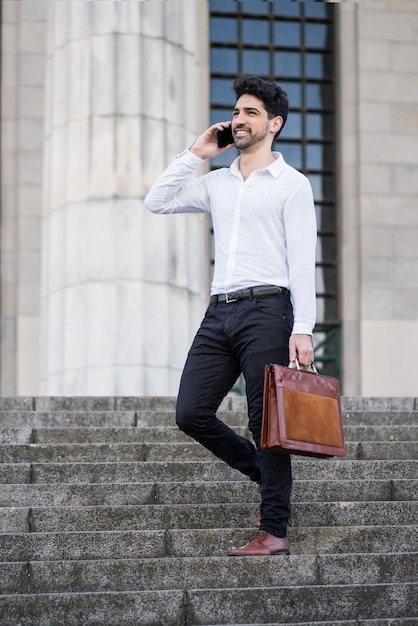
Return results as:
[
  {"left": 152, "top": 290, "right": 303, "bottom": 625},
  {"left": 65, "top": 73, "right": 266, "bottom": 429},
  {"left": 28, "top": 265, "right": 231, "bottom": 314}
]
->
[{"left": 233, "top": 122, "right": 271, "bottom": 150}]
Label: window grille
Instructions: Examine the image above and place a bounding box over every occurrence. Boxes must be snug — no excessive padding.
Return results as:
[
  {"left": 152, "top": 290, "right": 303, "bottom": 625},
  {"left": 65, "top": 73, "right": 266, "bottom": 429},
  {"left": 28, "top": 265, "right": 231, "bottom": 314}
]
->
[{"left": 209, "top": 0, "right": 340, "bottom": 379}]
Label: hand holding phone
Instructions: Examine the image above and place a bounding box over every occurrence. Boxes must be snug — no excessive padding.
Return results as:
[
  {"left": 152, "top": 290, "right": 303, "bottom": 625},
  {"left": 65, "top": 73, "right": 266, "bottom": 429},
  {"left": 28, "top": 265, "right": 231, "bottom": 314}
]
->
[{"left": 216, "top": 126, "right": 234, "bottom": 148}]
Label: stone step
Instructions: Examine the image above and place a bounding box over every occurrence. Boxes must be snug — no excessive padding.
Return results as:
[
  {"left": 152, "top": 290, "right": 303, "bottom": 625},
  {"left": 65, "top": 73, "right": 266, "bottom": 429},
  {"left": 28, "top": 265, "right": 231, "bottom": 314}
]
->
[
  {"left": 343, "top": 397, "right": 417, "bottom": 411},
  {"left": 210, "top": 622, "right": 418, "bottom": 626},
  {"left": 0, "top": 440, "right": 416, "bottom": 463},
  {"left": 0, "top": 425, "right": 246, "bottom": 444},
  {"left": 0, "top": 396, "right": 178, "bottom": 412},
  {"left": 1, "top": 408, "right": 417, "bottom": 429},
  {"left": 341, "top": 411, "right": 418, "bottom": 426},
  {"left": 1, "top": 524, "right": 416, "bottom": 561},
  {"left": 1, "top": 501, "right": 416, "bottom": 534},
  {"left": 0, "top": 583, "right": 416, "bottom": 625},
  {"left": 1, "top": 478, "right": 417, "bottom": 508},
  {"left": 344, "top": 442, "right": 417, "bottom": 460},
  {"left": 1, "top": 552, "right": 417, "bottom": 594},
  {"left": 0, "top": 409, "right": 244, "bottom": 430},
  {"left": 0, "top": 410, "right": 135, "bottom": 428},
  {"left": 0, "top": 395, "right": 416, "bottom": 412},
  {"left": 186, "top": 583, "right": 418, "bottom": 624},
  {"left": 1, "top": 459, "right": 416, "bottom": 485},
  {"left": 1, "top": 424, "right": 415, "bottom": 444},
  {"left": 344, "top": 425, "right": 418, "bottom": 440},
  {"left": 0, "top": 396, "right": 417, "bottom": 626}
]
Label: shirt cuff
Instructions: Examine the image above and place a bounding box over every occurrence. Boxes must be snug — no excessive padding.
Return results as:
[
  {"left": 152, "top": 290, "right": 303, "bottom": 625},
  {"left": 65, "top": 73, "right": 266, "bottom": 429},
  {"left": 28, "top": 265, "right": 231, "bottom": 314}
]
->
[
  {"left": 292, "top": 323, "right": 314, "bottom": 336},
  {"left": 174, "top": 148, "right": 205, "bottom": 167}
]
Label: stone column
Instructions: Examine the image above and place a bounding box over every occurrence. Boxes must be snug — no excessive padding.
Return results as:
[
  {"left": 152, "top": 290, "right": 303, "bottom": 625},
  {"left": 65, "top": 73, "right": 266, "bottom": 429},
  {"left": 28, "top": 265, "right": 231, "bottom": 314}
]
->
[
  {"left": 1, "top": 0, "right": 47, "bottom": 395},
  {"left": 41, "top": 0, "right": 210, "bottom": 395}
]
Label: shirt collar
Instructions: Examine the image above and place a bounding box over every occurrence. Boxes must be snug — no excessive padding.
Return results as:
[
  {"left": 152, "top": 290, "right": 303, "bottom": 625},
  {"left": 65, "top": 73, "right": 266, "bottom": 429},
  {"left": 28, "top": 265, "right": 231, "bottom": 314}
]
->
[{"left": 228, "top": 152, "right": 286, "bottom": 179}]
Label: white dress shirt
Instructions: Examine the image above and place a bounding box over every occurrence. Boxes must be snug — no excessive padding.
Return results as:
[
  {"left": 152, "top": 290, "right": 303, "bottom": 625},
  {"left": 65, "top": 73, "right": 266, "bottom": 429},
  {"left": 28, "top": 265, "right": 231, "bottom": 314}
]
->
[{"left": 145, "top": 149, "right": 317, "bottom": 335}]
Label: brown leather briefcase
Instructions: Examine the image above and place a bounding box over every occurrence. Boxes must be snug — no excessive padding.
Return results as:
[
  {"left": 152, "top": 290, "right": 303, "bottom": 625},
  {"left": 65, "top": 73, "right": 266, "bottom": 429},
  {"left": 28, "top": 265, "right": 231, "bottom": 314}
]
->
[{"left": 261, "top": 362, "right": 346, "bottom": 458}]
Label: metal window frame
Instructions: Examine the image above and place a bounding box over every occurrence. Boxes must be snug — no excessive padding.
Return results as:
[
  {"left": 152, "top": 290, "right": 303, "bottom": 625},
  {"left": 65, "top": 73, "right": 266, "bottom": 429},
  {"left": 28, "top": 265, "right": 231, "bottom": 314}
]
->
[{"left": 209, "top": 1, "right": 340, "bottom": 383}]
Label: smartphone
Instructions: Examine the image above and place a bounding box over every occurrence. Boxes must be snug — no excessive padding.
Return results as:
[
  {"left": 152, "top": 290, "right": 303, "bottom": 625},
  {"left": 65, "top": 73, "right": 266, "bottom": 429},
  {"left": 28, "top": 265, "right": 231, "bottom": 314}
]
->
[{"left": 216, "top": 126, "right": 234, "bottom": 148}]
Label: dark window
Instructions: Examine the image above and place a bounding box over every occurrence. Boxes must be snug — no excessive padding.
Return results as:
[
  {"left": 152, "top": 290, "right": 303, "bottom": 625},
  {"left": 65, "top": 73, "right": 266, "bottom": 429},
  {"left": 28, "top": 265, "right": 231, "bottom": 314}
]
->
[{"left": 209, "top": 0, "right": 339, "bottom": 379}]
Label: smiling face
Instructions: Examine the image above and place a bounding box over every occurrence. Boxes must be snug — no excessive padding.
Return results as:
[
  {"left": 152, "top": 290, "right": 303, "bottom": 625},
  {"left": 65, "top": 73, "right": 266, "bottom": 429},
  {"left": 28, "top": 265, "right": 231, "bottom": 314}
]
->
[{"left": 232, "top": 93, "right": 282, "bottom": 152}]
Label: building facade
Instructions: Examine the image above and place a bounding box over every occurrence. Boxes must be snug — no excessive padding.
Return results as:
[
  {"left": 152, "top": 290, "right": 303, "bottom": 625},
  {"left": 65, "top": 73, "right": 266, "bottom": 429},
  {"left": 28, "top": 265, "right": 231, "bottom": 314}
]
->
[{"left": 1, "top": 0, "right": 418, "bottom": 397}]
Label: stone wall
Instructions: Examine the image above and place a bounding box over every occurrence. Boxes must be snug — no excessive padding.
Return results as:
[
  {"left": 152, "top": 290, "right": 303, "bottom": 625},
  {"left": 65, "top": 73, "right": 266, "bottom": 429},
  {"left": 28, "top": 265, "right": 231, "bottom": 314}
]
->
[{"left": 339, "top": 0, "right": 418, "bottom": 395}]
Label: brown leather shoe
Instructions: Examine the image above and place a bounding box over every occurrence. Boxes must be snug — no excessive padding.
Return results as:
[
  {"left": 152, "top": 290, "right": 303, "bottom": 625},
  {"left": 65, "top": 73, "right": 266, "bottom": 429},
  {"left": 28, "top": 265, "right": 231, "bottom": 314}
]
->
[{"left": 228, "top": 531, "right": 290, "bottom": 556}]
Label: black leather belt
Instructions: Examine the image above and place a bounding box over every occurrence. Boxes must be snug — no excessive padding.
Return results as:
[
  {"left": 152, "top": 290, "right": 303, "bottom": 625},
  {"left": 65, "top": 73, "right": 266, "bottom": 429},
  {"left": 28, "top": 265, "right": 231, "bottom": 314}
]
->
[{"left": 210, "top": 285, "right": 290, "bottom": 304}]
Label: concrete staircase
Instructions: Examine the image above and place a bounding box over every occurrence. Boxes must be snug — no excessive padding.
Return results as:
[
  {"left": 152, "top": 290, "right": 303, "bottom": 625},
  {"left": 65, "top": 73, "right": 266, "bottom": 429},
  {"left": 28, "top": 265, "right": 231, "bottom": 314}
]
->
[{"left": 0, "top": 395, "right": 417, "bottom": 626}]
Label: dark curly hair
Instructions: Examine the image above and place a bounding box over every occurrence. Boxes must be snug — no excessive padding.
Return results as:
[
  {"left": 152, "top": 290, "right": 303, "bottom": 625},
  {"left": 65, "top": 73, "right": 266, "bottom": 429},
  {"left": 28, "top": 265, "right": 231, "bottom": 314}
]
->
[{"left": 232, "top": 76, "right": 288, "bottom": 139}]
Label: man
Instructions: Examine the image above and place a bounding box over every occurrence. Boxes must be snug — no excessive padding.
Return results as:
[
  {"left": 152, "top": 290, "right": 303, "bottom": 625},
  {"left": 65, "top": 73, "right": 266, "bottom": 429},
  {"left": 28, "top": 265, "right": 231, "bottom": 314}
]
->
[{"left": 145, "top": 76, "right": 316, "bottom": 555}]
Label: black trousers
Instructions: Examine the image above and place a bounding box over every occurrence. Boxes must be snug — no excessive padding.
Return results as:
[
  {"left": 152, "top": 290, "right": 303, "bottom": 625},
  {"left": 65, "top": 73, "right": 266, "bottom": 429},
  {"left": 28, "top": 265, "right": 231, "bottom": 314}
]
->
[{"left": 176, "top": 291, "right": 294, "bottom": 538}]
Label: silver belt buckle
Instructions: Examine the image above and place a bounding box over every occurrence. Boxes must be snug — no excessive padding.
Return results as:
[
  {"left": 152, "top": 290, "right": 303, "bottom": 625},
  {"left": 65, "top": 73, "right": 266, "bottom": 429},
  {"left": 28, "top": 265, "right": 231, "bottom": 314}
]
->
[{"left": 225, "top": 292, "right": 238, "bottom": 303}]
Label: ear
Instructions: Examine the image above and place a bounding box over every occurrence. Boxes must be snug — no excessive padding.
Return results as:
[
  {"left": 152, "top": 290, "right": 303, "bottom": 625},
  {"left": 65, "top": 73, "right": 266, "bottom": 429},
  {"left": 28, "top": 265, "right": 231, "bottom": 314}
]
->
[{"left": 270, "top": 116, "right": 283, "bottom": 134}]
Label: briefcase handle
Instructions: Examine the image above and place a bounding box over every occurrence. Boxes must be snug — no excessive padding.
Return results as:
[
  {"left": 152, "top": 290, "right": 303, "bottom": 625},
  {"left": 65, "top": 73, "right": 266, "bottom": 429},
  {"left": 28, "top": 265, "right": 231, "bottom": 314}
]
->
[{"left": 289, "top": 358, "right": 318, "bottom": 374}]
